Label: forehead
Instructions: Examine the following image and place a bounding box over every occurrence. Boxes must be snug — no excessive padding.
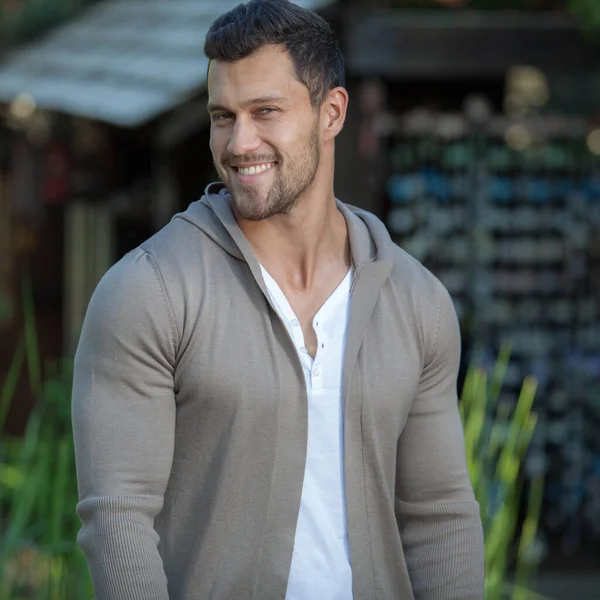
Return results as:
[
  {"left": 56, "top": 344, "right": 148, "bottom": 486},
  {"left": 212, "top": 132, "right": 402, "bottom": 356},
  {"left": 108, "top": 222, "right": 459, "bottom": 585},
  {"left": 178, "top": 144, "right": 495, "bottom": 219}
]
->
[{"left": 207, "top": 45, "right": 309, "bottom": 107}]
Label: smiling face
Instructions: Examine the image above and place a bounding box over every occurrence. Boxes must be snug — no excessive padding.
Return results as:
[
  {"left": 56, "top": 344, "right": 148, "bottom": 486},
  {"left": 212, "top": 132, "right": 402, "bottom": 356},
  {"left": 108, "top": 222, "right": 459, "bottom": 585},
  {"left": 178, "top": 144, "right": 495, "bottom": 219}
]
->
[{"left": 207, "top": 45, "right": 322, "bottom": 221}]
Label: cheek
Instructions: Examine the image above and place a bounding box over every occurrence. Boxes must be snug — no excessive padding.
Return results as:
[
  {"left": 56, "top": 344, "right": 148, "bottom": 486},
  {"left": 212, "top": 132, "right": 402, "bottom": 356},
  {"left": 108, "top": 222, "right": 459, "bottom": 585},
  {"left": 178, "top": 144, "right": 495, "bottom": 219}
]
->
[
  {"left": 208, "top": 136, "right": 217, "bottom": 159},
  {"left": 209, "top": 129, "right": 227, "bottom": 158},
  {"left": 286, "top": 122, "right": 318, "bottom": 153},
  {"left": 260, "top": 120, "right": 302, "bottom": 151}
]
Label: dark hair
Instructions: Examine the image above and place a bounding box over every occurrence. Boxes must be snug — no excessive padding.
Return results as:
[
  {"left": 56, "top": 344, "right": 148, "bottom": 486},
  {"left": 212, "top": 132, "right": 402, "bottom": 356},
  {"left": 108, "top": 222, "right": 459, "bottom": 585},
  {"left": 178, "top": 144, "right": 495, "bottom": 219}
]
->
[{"left": 204, "top": 0, "right": 345, "bottom": 107}]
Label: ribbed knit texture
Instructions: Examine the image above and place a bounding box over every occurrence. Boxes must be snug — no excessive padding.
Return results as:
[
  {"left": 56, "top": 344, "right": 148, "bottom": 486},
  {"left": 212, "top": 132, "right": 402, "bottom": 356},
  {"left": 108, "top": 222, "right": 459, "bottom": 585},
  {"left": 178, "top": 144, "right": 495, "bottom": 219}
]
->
[
  {"left": 77, "top": 496, "right": 168, "bottom": 599},
  {"left": 72, "top": 184, "right": 485, "bottom": 600}
]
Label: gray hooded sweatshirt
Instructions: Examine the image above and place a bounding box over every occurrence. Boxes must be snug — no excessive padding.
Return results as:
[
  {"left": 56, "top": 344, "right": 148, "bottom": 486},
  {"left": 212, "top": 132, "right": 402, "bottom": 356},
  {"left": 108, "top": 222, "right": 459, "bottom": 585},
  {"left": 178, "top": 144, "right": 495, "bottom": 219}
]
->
[{"left": 72, "top": 183, "right": 484, "bottom": 600}]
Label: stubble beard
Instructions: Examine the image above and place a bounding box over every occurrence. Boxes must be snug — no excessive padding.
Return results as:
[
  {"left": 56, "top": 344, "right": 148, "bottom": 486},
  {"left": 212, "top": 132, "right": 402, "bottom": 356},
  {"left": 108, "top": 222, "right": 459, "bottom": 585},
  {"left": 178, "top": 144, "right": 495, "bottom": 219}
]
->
[{"left": 219, "top": 122, "right": 321, "bottom": 222}]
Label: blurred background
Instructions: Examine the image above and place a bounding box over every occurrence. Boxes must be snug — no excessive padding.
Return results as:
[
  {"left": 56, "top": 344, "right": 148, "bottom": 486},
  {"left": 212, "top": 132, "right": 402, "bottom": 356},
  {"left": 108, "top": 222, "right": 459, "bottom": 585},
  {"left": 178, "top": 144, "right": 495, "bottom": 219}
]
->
[{"left": 1, "top": 0, "right": 600, "bottom": 598}]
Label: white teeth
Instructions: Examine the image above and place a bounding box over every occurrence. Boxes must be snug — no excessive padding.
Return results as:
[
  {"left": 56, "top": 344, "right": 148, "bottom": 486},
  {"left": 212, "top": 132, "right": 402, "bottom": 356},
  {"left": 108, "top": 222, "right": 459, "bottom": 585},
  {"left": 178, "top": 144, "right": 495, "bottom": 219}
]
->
[{"left": 238, "top": 163, "right": 273, "bottom": 175}]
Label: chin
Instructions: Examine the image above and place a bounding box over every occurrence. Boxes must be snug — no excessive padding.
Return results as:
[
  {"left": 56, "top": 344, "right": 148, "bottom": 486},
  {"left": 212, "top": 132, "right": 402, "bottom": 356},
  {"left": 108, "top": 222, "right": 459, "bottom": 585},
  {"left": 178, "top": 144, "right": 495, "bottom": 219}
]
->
[{"left": 230, "top": 197, "right": 270, "bottom": 222}]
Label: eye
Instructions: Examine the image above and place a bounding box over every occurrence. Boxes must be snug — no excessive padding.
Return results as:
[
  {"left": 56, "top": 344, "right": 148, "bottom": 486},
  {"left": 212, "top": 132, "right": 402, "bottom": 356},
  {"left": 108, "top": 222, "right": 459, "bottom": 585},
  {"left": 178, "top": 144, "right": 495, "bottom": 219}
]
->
[
  {"left": 211, "top": 113, "right": 233, "bottom": 124},
  {"left": 257, "top": 107, "right": 277, "bottom": 116}
]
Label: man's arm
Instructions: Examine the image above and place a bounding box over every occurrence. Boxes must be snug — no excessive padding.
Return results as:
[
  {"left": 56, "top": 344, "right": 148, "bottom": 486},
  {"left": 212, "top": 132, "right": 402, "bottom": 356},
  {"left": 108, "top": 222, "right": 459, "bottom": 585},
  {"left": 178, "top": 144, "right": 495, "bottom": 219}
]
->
[
  {"left": 395, "top": 280, "right": 484, "bottom": 600},
  {"left": 72, "top": 248, "right": 177, "bottom": 600}
]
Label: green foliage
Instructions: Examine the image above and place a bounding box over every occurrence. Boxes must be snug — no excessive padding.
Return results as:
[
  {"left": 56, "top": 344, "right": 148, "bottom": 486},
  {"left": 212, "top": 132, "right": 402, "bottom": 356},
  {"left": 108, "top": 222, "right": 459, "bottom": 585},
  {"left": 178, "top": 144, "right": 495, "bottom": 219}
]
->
[
  {"left": 566, "top": 0, "right": 600, "bottom": 35},
  {"left": 460, "top": 343, "right": 546, "bottom": 600},
  {"left": 0, "top": 281, "right": 93, "bottom": 600}
]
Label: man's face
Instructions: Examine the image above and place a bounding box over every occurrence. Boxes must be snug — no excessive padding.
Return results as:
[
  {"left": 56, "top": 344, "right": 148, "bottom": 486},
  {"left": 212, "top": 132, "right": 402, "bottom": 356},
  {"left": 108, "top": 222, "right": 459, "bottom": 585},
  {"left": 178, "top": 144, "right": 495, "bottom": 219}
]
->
[{"left": 207, "top": 45, "right": 321, "bottom": 221}]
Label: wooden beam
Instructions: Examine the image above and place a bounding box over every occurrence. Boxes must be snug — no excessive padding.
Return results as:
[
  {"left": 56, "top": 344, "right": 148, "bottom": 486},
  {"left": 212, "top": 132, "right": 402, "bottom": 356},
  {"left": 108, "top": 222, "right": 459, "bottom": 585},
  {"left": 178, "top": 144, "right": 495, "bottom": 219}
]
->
[{"left": 343, "top": 10, "right": 600, "bottom": 78}]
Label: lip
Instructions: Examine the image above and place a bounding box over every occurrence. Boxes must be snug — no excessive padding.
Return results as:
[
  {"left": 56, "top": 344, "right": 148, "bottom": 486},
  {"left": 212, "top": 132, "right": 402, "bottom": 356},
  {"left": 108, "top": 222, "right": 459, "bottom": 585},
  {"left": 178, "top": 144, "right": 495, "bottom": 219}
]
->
[{"left": 231, "top": 162, "right": 277, "bottom": 184}]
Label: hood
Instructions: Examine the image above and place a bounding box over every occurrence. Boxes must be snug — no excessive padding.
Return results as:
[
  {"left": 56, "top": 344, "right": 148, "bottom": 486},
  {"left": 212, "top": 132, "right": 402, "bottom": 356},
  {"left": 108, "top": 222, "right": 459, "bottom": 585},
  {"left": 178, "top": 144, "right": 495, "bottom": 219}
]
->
[{"left": 172, "top": 182, "right": 395, "bottom": 271}]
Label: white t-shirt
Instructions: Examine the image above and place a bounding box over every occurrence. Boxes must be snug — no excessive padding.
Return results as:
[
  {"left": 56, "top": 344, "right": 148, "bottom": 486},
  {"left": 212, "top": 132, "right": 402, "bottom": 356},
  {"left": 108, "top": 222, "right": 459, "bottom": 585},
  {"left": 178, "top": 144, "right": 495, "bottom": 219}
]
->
[{"left": 260, "top": 265, "right": 354, "bottom": 600}]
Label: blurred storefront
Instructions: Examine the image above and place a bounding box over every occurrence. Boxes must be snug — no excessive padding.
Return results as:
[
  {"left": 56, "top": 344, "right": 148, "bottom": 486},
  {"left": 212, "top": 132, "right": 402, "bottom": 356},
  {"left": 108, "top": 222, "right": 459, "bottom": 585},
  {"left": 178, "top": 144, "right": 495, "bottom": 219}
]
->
[{"left": 338, "top": 5, "right": 600, "bottom": 589}]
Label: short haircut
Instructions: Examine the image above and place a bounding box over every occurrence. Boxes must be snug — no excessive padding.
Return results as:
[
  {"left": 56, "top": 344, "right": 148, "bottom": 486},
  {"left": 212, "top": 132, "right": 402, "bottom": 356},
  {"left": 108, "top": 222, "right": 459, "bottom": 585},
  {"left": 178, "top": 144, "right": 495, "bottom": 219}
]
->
[{"left": 204, "top": 0, "right": 345, "bottom": 107}]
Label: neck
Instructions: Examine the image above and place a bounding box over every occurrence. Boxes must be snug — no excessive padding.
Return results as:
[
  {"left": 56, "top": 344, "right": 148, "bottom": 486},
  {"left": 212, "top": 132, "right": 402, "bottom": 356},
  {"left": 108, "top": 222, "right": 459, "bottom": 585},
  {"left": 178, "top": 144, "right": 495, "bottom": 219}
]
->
[{"left": 234, "top": 187, "right": 351, "bottom": 291}]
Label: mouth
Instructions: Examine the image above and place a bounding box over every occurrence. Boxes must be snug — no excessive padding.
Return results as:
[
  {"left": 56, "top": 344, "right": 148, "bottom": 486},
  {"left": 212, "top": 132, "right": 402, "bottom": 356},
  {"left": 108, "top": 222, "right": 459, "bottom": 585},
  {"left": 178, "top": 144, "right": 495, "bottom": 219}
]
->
[{"left": 230, "top": 161, "right": 277, "bottom": 183}]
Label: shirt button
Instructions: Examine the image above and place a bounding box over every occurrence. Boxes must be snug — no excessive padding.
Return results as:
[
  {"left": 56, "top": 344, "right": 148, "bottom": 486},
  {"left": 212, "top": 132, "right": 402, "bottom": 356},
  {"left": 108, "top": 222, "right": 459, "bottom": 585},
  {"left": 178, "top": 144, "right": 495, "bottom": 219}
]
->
[
  {"left": 291, "top": 319, "right": 299, "bottom": 327},
  {"left": 313, "top": 368, "right": 320, "bottom": 377}
]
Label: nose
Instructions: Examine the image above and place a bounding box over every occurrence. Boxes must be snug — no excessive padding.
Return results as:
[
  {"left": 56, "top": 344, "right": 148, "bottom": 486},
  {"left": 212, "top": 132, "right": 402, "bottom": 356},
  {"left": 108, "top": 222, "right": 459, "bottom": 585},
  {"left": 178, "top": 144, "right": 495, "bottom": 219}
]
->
[{"left": 227, "top": 116, "right": 261, "bottom": 157}]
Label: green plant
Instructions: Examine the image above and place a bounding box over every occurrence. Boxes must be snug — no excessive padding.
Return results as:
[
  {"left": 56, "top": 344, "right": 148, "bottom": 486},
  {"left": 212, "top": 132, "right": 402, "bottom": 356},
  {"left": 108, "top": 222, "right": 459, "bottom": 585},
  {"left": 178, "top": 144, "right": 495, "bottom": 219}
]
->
[
  {"left": 460, "top": 343, "right": 546, "bottom": 600},
  {"left": 0, "top": 280, "right": 93, "bottom": 599}
]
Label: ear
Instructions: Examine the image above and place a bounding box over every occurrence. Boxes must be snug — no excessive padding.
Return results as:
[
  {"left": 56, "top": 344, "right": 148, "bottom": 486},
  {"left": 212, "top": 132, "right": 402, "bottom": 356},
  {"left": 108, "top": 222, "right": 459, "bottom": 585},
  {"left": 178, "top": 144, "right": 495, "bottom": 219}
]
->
[{"left": 322, "top": 87, "right": 349, "bottom": 141}]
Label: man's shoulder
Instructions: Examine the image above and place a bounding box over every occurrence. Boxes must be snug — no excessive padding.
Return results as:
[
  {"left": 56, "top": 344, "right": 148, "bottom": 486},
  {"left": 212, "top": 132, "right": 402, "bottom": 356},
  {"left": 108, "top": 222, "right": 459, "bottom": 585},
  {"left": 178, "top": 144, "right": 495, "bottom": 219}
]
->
[
  {"left": 93, "top": 210, "right": 215, "bottom": 306},
  {"left": 129, "top": 204, "right": 233, "bottom": 287},
  {"left": 382, "top": 243, "right": 459, "bottom": 355},
  {"left": 139, "top": 211, "right": 210, "bottom": 263},
  {"left": 338, "top": 200, "right": 450, "bottom": 312},
  {"left": 387, "top": 240, "right": 448, "bottom": 303}
]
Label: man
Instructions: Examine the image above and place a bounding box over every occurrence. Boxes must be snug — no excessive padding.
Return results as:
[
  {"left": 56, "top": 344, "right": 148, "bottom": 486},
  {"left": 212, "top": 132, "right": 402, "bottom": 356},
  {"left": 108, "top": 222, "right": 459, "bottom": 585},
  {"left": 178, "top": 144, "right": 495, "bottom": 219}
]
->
[{"left": 72, "top": 0, "right": 485, "bottom": 598}]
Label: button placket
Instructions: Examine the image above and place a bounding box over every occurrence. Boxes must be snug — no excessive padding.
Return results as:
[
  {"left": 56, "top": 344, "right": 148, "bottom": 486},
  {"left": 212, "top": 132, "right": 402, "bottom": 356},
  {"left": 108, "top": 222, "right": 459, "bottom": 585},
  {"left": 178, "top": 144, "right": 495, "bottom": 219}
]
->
[
  {"left": 287, "top": 315, "right": 304, "bottom": 349},
  {"left": 311, "top": 324, "right": 324, "bottom": 384}
]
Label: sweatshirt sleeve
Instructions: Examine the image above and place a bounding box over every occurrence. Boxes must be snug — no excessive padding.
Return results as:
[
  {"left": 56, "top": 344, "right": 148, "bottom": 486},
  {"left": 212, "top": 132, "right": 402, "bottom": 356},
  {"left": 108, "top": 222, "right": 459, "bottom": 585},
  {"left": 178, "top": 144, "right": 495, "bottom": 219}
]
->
[
  {"left": 72, "top": 247, "right": 177, "bottom": 600},
  {"left": 395, "top": 280, "right": 485, "bottom": 600}
]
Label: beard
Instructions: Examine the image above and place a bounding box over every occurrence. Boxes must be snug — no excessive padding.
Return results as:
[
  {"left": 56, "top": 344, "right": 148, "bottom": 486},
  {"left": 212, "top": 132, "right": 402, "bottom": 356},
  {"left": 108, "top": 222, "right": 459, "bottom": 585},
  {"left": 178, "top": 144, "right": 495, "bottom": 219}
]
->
[{"left": 215, "top": 120, "right": 320, "bottom": 222}]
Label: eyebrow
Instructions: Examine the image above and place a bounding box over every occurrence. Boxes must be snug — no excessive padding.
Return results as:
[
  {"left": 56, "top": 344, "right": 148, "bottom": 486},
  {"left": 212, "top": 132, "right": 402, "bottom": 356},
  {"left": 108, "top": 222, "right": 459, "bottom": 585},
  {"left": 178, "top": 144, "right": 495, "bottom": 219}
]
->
[{"left": 207, "top": 95, "right": 289, "bottom": 113}]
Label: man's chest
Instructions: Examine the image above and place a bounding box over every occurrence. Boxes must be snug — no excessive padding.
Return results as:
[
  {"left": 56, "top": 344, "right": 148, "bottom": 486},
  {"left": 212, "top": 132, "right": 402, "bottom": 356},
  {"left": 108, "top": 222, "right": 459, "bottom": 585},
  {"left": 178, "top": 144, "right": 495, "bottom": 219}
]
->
[{"left": 172, "top": 277, "right": 422, "bottom": 443}]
